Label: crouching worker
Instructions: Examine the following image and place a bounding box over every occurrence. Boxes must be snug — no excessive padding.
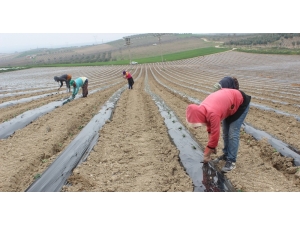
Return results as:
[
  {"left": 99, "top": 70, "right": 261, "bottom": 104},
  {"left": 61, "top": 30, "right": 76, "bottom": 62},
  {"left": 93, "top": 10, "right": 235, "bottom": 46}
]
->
[
  {"left": 186, "top": 88, "right": 251, "bottom": 173},
  {"left": 63, "top": 77, "right": 88, "bottom": 105},
  {"left": 54, "top": 74, "right": 72, "bottom": 92}
]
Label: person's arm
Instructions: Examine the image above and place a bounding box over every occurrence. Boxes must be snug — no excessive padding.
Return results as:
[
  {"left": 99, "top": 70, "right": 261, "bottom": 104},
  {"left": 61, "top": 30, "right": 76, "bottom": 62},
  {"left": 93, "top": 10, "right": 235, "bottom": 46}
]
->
[{"left": 71, "top": 85, "right": 79, "bottom": 99}]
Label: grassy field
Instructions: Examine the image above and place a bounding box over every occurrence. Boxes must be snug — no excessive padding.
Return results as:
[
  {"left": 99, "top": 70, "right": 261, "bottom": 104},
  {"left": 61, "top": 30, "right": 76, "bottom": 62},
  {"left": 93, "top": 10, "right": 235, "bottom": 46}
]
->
[
  {"left": 236, "top": 47, "right": 300, "bottom": 55},
  {"left": 34, "top": 47, "right": 231, "bottom": 67}
]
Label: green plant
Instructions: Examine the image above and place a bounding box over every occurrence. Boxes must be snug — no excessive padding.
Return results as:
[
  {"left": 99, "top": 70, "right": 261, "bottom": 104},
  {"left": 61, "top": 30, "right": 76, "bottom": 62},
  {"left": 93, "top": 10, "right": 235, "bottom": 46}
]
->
[
  {"left": 34, "top": 174, "right": 41, "bottom": 179},
  {"left": 42, "top": 159, "right": 47, "bottom": 163}
]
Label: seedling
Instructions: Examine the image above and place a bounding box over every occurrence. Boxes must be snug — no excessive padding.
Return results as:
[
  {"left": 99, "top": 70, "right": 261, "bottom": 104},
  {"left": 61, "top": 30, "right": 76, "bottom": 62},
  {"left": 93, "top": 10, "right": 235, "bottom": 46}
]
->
[
  {"left": 34, "top": 174, "right": 41, "bottom": 179},
  {"left": 42, "top": 159, "right": 48, "bottom": 163}
]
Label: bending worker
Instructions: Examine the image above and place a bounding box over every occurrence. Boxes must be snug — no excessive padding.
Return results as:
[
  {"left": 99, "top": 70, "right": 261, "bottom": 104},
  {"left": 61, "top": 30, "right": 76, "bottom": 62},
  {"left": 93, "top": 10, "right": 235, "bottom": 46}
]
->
[
  {"left": 186, "top": 88, "right": 251, "bottom": 173},
  {"left": 70, "top": 77, "right": 89, "bottom": 100},
  {"left": 54, "top": 74, "right": 72, "bottom": 92}
]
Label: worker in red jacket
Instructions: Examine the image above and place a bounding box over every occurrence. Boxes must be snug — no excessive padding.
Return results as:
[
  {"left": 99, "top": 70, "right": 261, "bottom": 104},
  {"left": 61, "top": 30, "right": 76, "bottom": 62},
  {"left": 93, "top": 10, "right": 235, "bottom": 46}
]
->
[
  {"left": 123, "top": 70, "right": 134, "bottom": 89},
  {"left": 186, "top": 88, "right": 251, "bottom": 172}
]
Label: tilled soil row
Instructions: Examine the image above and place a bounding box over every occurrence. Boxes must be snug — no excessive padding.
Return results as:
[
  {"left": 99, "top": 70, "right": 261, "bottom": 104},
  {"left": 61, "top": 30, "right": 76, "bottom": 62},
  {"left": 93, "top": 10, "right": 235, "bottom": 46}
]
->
[
  {"left": 146, "top": 68, "right": 300, "bottom": 191},
  {"left": 0, "top": 82, "right": 124, "bottom": 191},
  {"left": 63, "top": 69, "right": 193, "bottom": 192},
  {"left": 151, "top": 68, "right": 300, "bottom": 151}
]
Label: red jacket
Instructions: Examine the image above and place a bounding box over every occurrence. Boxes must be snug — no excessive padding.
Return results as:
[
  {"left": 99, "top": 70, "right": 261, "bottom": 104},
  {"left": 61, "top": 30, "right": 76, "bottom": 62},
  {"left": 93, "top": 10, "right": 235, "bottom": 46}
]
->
[
  {"left": 124, "top": 72, "right": 132, "bottom": 79},
  {"left": 186, "top": 88, "right": 244, "bottom": 149}
]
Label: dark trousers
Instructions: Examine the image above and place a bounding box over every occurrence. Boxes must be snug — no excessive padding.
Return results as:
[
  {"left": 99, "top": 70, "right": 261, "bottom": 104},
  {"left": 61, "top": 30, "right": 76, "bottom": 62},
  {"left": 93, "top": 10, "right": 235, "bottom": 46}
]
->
[
  {"left": 128, "top": 77, "right": 134, "bottom": 89},
  {"left": 82, "top": 79, "right": 88, "bottom": 97}
]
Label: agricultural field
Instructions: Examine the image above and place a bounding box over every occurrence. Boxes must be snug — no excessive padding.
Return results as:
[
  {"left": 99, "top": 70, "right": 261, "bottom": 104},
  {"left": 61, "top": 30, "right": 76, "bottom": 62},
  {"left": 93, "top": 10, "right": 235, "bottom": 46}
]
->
[
  {"left": 0, "top": 50, "right": 300, "bottom": 192},
  {"left": 0, "top": 34, "right": 215, "bottom": 67}
]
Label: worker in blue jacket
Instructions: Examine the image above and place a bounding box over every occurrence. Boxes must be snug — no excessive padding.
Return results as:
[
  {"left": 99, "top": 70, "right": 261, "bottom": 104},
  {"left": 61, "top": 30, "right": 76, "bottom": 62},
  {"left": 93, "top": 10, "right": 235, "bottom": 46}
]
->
[{"left": 70, "top": 77, "right": 88, "bottom": 99}]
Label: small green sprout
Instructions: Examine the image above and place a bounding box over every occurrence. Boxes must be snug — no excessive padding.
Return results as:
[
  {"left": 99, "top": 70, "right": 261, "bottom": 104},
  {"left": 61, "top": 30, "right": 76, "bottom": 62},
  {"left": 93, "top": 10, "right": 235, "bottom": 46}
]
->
[{"left": 34, "top": 174, "right": 41, "bottom": 179}]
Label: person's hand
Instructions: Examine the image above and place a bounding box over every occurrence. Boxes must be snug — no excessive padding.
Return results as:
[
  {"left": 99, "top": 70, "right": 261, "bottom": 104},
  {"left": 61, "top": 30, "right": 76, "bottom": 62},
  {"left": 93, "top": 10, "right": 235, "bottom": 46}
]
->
[{"left": 203, "top": 146, "right": 216, "bottom": 163}]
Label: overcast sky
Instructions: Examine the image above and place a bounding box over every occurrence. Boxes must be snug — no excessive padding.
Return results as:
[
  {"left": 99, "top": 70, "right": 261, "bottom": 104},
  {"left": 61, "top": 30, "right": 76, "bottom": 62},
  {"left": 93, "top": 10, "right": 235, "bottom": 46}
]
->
[
  {"left": 0, "top": 33, "right": 139, "bottom": 53},
  {"left": 0, "top": 1, "right": 297, "bottom": 54}
]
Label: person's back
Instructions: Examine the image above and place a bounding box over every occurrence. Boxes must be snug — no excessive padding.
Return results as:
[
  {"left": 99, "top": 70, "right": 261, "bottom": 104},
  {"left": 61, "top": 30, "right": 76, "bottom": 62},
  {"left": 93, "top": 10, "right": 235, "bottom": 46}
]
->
[
  {"left": 54, "top": 74, "right": 72, "bottom": 92},
  {"left": 70, "top": 77, "right": 88, "bottom": 98},
  {"left": 124, "top": 71, "right": 132, "bottom": 79},
  {"left": 193, "top": 88, "right": 244, "bottom": 122}
]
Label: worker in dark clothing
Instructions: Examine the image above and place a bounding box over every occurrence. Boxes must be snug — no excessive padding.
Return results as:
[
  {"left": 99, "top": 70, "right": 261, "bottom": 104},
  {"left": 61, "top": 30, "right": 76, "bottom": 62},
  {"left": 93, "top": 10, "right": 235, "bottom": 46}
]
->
[
  {"left": 54, "top": 74, "right": 72, "bottom": 92},
  {"left": 213, "top": 76, "right": 239, "bottom": 92}
]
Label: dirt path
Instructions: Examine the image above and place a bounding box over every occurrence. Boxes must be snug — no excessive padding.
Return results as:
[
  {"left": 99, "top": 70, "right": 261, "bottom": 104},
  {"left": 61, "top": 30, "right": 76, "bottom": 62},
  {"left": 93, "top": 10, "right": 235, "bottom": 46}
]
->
[{"left": 63, "top": 69, "right": 193, "bottom": 191}]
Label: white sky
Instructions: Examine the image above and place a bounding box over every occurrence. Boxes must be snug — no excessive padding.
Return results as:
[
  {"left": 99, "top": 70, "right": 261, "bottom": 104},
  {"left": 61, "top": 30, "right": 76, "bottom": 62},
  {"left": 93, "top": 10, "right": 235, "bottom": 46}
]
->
[
  {"left": 0, "top": 33, "right": 139, "bottom": 53},
  {"left": 0, "top": 1, "right": 297, "bottom": 53}
]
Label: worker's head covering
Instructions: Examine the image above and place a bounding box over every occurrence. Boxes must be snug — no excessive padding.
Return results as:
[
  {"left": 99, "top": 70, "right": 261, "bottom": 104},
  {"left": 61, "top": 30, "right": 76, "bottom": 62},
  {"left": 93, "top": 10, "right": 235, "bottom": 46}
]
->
[
  {"left": 186, "top": 104, "right": 207, "bottom": 129},
  {"left": 54, "top": 76, "right": 59, "bottom": 82},
  {"left": 70, "top": 80, "right": 75, "bottom": 86},
  {"left": 213, "top": 83, "right": 222, "bottom": 92},
  {"left": 123, "top": 71, "right": 126, "bottom": 75}
]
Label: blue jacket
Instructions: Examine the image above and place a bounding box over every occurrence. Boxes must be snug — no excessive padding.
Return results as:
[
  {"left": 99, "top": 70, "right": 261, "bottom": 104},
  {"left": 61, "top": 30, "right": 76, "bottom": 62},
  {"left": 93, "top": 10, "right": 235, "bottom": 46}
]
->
[{"left": 72, "top": 77, "right": 87, "bottom": 97}]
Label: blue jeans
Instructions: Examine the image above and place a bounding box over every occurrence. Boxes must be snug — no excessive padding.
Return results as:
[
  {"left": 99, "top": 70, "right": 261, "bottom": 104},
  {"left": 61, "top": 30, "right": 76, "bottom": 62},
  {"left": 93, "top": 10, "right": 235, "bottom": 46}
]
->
[{"left": 222, "top": 104, "right": 250, "bottom": 162}]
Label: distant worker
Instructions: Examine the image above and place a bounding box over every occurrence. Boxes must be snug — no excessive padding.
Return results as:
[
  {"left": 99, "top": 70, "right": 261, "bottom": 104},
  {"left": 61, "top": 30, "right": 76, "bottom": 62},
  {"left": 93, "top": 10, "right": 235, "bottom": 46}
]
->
[
  {"left": 123, "top": 70, "right": 134, "bottom": 89},
  {"left": 54, "top": 74, "right": 72, "bottom": 92},
  {"left": 213, "top": 76, "right": 239, "bottom": 92},
  {"left": 70, "top": 77, "right": 89, "bottom": 99}
]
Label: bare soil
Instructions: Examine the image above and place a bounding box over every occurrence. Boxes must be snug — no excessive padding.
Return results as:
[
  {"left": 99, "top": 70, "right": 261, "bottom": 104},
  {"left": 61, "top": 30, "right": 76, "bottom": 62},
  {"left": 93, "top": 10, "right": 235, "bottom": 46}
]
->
[{"left": 1, "top": 51, "right": 300, "bottom": 192}]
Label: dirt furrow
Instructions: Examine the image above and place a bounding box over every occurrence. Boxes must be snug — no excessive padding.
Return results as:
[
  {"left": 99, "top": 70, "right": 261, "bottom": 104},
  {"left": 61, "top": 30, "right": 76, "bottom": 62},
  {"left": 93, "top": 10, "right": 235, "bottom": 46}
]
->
[
  {"left": 63, "top": 68, "right": 193, "bottom": 192},
  {"left": 151, "top": 68, "right": 300, "bottom": 150},
  {"left": 146, "top": 67, "right": 300, "bottom": 191},
  {"left": 0, "top": 82, "right": 124, "bottom": 191}
]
